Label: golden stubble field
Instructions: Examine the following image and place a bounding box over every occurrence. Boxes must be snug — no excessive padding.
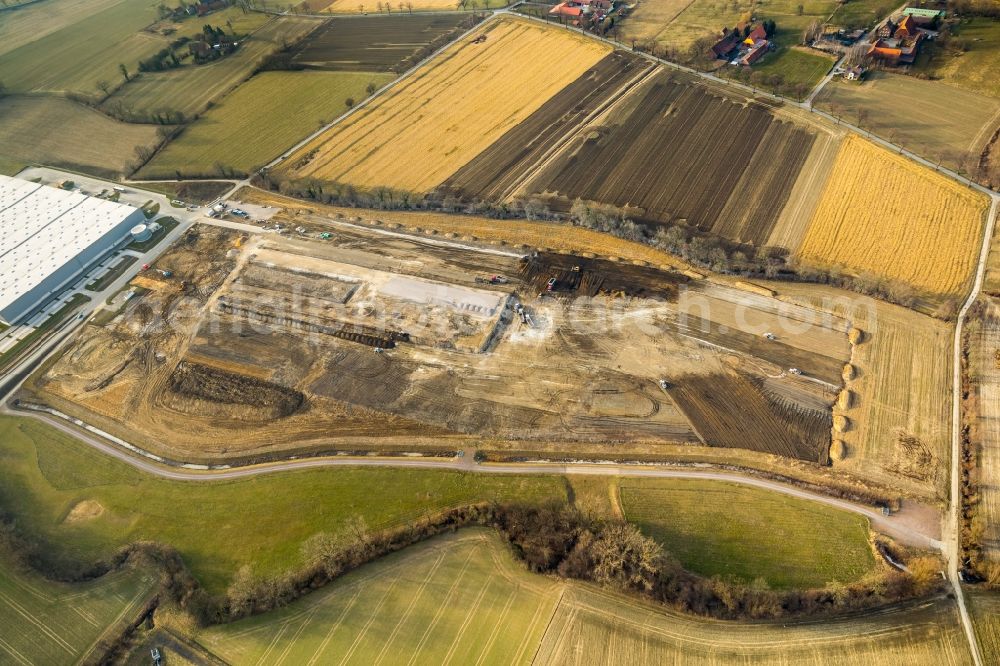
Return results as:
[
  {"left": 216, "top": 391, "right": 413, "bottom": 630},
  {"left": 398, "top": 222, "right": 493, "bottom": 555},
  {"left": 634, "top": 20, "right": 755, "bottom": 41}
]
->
[
  {"left": 196, "top": 530, "right": 972, "bottom": 666},
  {"left": 796, "top": 134, "right": 989, "bottom": 298},
  {"left": 277, "top": 15, "right": 611, "bottom": 192},
  {"left": 755, "top": 280, "right": 953, "bottom": 502}
]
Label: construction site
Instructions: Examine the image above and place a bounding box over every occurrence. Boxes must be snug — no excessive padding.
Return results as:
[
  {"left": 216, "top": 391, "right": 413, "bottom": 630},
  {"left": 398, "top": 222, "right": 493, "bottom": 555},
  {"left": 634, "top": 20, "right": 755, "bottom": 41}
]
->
[{"left": 26, "top": 218, "right": 850, "bottom": 464}]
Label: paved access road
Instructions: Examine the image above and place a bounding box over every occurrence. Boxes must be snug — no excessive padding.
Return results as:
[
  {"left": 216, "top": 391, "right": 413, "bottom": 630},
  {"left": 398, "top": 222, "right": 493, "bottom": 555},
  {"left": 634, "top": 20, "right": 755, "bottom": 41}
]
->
[{"left": 5, "top": 402, "right": 942, "bottom": 553}]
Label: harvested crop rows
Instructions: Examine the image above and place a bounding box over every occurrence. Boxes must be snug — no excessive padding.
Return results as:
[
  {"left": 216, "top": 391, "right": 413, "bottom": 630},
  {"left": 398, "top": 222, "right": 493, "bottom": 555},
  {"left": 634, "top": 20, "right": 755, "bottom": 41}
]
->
[
  {"left": 970, "top": 591, "right": 1000, "bottom": 664},
  {"left": 440, "top": 50, "right": 654, "bottom": 202},
  {"left": 524, "top": 72, "right": 816, "bottom": 245},
  {"left": 0, "top": 557, "right": 155, "bottom": 665},
  {"left": 835, "top": 303, "right": 953, "bottom": 500},
  {"left": 196, "top": 530, "right": 561, "bottom": 664},
  {"left": 534, "top": 586, "right": 972, "bottom": 664},
  {"left": 665, "top": 371, "right": 831, "bottom": 463},
  {"left": 197, "top": 528, "right": 964, "bottom": 665},
  {"left": 797, "top": 134, "right": 989, "bottom": 297},
  {"left": 276, "top": 16, "right": 611, "bottom": 192},
  {"left": 290, "top": 14, "right": 469, "bottom": 71}
]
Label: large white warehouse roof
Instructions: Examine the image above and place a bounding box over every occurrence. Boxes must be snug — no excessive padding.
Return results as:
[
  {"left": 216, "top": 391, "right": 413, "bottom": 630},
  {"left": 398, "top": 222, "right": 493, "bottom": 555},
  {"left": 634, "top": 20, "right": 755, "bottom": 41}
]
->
[{"left": 0, "top": 174, "right": 140, "bottom": 318}]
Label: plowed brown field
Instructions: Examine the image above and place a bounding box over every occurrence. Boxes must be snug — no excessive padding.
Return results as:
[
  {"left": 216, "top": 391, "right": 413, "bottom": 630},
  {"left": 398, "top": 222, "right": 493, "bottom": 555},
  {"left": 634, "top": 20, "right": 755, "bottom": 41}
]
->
[
  {"left": 524, "top": 72, "right": 816, "bottom": 245},
  {"left": 666, "top": 371, "right": 831, "bottom": 463}
]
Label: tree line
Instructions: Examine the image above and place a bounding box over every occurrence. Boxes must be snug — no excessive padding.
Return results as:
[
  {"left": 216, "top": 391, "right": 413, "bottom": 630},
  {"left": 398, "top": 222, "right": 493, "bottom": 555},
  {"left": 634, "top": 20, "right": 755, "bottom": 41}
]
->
[
  {"left": 261, "top": 174, "right": 954, "bottom": 316},
  {"left": 221, "top": 502, "right": 945, "bottom": 624}
]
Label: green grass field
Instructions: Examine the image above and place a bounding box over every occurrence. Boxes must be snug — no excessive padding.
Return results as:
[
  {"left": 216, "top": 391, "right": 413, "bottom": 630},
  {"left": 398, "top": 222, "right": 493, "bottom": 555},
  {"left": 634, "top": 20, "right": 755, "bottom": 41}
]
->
[
  {"left": 140, "top": 70, "right": 392, "bottom": 178},
  {"left": 743, "top": 46, "right": 836, "bottom": 99},
  {"left": 0, "top": 0, "right": 142, "bottom": 58},
  {"left": 828, "top": 0, "right": 896, "bottom": 29},
  {"left": 165, "top": 5, "right": 272, "bottom": 40},
  {"left": 653, "top": 0, "right": 755, "bottom": 51},
  {"left": 0, "top": 156, "right": 26, "bottom": 176},
  {"left": 620, "top": 479, "right": 876, "bottom": 589},
  {"left": 197, "top": 529, "right": 561, "bottom": 664},
  {"left": 0, "top": 96, "right": 161, "bottom": 178},
  {"left": 0, "top": 416, "right": 565, "bottom": 594},
  {"left": 198, "top": 529, "right": 970, "bottom": 665},
  {"left": 0, "top": 552, "right": 155, "bottom": 665},
  {"left": 920, "top": 17, "right": 1000, "bottom": 99},
  {"left": 758, "top": 0, "right": 839, "bottom": 45},
  {"left": 0, "top": 0, "right": 165, "bottom": 96},
  {"left": 741, "top": 0, "right": 839, "bottom": 97},
  {"left": 100, "top": 16, "right": 321, "bottom": 122}
]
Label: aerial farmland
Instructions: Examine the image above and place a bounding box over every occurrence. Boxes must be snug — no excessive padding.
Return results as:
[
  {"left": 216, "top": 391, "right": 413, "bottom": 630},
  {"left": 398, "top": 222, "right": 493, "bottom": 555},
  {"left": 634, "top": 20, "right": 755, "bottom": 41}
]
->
[{"left": 1, "top": 0, "right": 999, "bottom": 662}]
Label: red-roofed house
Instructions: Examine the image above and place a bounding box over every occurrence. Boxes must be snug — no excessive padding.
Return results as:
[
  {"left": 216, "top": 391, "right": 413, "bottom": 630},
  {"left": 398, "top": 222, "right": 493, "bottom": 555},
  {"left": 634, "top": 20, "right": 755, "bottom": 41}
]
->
[
  {"left": 894, "top": 15, "right": 918, "bottom": 39},
  {"left": 710, "top": 29, "right": 742, "bottom": 58},
  {"left": 549, "top": 1, "right": 585, "bottom": 19},
  {"left": 743, "top": 24, "right": 767, "bottom": 45},
  {"left": 740, "top": 39, "right": 769, "bottom": 65},
  {"left": 876, "top": 19, "right": 897, "bottom": 38},
  {"left": 867, "top": 37, "right": 921, "bottom": 64}
]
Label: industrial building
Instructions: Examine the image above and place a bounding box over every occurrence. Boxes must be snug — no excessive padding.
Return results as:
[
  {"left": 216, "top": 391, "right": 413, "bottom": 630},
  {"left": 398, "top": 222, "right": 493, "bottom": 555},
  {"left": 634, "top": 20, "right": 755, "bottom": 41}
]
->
[{"left": 0, "top": 174, "right": 145, "bottom": 325}]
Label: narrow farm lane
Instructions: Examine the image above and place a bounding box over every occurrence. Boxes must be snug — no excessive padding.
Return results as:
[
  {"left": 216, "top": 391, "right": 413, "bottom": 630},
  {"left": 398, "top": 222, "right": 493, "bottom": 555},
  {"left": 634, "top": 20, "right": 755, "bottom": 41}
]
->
[{"left": 949, "top": 194, "right": 1000, "bottom": 666}]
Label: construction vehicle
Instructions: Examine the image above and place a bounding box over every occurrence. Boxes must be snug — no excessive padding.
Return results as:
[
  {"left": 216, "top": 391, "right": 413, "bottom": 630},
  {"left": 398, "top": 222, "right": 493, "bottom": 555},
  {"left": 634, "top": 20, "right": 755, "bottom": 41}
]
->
[
  {"left": 514, "top": 303, "right": 531, "bottom": 325},
  {"left": 763, "top": 332, "right": 776, "bottom": 340},
  {"left": 476, "top": 275, "right": 509, "bottom": 285},
  {"left": 150, "top": 647, "right": 162, "bottom": 666},
  {"left": 658, "top": 379, "right": 670, "bottom": 390},
  {"left": 157, "top": 269, "right": 173, "bottom": 278},
  {"left": 788, "top": 368, "right": 802, "bottom": 376},
  {"left": 319, "top": 232, "right": 333, "bottom": 239}
]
